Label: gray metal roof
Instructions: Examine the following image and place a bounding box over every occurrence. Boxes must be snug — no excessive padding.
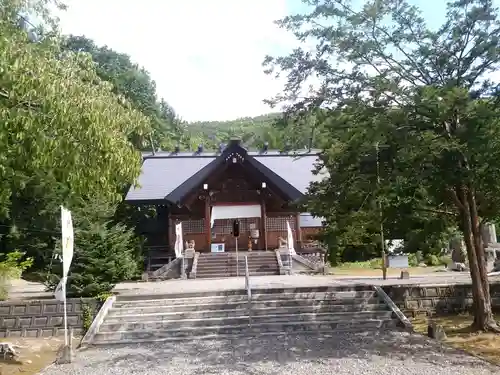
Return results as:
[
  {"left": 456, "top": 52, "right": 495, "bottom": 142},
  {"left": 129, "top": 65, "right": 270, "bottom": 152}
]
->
[
  {"left": 255, "top": 154, "right": 325, "bottom": 194},
  {"left": 126, "top": 150, "right": 327, "bottom": 202},
  {"left": 126, "top": 157, "right": 213, "bottom": 201}
]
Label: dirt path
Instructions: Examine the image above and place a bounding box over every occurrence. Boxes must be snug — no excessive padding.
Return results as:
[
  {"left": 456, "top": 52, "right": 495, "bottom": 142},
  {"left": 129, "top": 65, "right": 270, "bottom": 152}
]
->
[{"left": 0, "top": 336, "right": 78, "bottom": 375}]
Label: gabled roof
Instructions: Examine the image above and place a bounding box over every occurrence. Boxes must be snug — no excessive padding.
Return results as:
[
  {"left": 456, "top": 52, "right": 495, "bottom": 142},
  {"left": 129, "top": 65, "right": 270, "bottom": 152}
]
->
[{"left": 125, "top": 142, "right": 326, "bottom": 204}]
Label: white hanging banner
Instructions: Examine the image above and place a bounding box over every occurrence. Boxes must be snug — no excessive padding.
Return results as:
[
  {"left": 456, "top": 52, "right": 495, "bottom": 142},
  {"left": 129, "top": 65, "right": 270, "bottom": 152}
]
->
[
  {"left": 174, "top": 222, "right": 184, "bottom": 257},
  {"left": 211, "top": 205, "right": 261, "bottom": 224},
  {"left": 54, "top": 206, "right": 74, "bottom": 301},
  {"left": 61, "top": 206, "right": 74, "bottom": 278},
  {"left": 54, "top": 279, "right": 65, "bottom": 301},
  {"left": 210, "top": 208, "right": 217, "bottom": 228},
  {"left": 55, "top": 205, "right": 74, "bottom": 347},
  {"left": 286, "top": 221, "right": 296, "bottom": 255}
]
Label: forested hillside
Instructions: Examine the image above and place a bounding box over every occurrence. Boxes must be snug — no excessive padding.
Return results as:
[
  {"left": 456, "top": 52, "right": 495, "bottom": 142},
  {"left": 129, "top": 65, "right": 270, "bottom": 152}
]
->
[
  {"left": 186, "top": 113, "right": 280, "bottom": 149},
  {"left": 185, "top": 112, "right": 323, "bottom": 151}
]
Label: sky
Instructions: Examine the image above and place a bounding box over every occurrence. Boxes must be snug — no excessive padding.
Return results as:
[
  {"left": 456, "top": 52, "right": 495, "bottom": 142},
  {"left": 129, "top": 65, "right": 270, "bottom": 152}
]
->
[
  {"left": 57, "top": 0, "right": 302, "bottom": 122},
  {"left": 56, "top": 0, "right": 496, "bottom": 122}
]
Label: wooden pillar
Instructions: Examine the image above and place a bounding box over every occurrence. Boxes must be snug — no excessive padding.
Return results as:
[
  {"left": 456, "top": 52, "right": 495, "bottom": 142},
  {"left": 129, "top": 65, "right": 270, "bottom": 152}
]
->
[
  {"left": 295, "top": 213, "right": 302, "bottom": 251},
  {"left": 205, "top": 198, "right": 211, "bottom": 252},
  {"left": 261, "top": 200, "right": 268, "bottom": 251},
  {"left": 166, "top": 208, "right": 171, "bottom": 249},
  {"left": 167, "top": 214, "right": 173, "bottom": 250}
]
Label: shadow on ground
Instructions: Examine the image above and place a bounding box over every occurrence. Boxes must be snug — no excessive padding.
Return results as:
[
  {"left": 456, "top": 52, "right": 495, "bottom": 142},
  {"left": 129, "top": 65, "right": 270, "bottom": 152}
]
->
[{"left": 73, "top": 330, "right": 496, "bottom": 374}]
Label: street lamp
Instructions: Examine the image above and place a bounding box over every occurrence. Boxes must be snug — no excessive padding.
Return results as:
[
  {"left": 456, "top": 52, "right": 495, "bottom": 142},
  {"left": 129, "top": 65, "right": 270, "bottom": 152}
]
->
[{"left": 375, "top": 142, "right": 388, "bottom": 280}]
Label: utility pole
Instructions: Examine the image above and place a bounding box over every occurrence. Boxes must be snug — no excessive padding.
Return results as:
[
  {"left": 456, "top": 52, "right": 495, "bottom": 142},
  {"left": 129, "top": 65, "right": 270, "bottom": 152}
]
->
[{"left": 376, "top": 142, "right": 387, "bottom": 280}]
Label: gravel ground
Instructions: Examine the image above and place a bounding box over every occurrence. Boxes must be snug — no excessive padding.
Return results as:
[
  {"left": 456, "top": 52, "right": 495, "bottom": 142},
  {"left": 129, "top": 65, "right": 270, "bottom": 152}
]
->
[{"left": 39, "top": 331, "right": 500, "bottom": 375}]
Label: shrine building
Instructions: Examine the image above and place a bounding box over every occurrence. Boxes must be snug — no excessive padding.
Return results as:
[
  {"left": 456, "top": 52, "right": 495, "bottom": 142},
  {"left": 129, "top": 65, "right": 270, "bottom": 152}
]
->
[{"left": 125, "top": 139, "right": 325, "bottom": 269}]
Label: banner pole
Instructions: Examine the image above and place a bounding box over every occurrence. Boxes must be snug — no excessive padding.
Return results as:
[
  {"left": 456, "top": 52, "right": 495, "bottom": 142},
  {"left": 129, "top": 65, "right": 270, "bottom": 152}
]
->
[{"left": 62, "top": 279, "right": 68, "bottom": 346}]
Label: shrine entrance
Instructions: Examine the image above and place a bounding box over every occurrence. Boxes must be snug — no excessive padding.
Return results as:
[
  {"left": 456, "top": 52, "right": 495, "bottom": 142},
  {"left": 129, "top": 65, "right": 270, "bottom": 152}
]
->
[{"left": 210, "top": 204, "right": 262, "bottom": 252}]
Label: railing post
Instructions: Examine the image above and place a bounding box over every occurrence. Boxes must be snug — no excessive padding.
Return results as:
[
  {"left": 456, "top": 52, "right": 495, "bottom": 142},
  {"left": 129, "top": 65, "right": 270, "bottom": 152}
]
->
[{"left": 245, "top": 256, "right": 252, "bottom": 326}]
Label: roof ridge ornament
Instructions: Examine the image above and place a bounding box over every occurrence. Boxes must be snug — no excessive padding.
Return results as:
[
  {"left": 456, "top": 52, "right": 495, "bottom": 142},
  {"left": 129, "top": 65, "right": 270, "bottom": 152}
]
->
[
  {"left": 228, "top": 139, "right": 241, "bottom": 147},
  {"left": 226, "top": 152, "right": 244, "bottom": 164}
]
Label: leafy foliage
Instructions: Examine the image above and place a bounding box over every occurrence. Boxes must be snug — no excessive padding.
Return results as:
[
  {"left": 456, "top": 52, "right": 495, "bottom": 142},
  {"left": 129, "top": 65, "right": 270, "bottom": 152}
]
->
[
  {"left": 0, "top": 10, "right": 148, "bottom": 215},
  {"left": 266, "top": 0, "right": 500, "bottom": 330},
  {"left": 0, "top": 251, "right": 33, "bottom": 300},
  {"left": 61, "top": 35, "right": 185, "bottom": 150},
  {"left": 0, "top": 0, "right": 148, "bottom": 297}
]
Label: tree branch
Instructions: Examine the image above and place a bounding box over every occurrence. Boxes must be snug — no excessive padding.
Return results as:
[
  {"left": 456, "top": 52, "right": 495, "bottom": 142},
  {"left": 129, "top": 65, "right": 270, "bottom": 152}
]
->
[
  {"left": 416, "top": 207, "right": 456, "bottom": 216},
  {"left": 448, "top": 187, "right": 465, "bottom": 211}
]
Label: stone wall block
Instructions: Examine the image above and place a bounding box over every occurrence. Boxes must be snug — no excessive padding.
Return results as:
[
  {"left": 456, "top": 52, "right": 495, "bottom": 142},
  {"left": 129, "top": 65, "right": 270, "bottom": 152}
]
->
[{"left": 0, "top": 298, "right": 96, "bottom": 338}]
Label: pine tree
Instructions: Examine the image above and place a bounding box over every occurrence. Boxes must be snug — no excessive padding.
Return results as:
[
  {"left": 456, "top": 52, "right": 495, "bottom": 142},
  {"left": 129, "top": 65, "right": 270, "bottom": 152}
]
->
[{"left": 47, "top": 199, "right": 143, "bottom": 297}]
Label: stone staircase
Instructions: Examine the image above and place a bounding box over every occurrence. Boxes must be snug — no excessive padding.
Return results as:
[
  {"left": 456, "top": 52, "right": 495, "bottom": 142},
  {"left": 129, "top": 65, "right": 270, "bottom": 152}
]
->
[
  {"left": 195, "top": 251, "right": 279, "bottom": 278},
  {"left": 91, "top": 285, "right": 402, "bottom": 345}
]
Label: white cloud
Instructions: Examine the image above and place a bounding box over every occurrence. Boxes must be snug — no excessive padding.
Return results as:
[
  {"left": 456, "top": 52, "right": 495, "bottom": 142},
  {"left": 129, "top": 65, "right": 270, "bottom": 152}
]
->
[{"left": 56, "top": 0, "right": 297, "bottom": 121}]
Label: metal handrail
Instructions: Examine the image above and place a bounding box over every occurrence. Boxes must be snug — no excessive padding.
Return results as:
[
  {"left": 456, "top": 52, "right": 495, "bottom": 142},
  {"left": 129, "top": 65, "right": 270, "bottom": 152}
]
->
[
  {"left": 244, "top": 256, "right": 252, "bottom": 326},
  {"left": 244, "top": 256, "right": 251, "bottom": 298}
]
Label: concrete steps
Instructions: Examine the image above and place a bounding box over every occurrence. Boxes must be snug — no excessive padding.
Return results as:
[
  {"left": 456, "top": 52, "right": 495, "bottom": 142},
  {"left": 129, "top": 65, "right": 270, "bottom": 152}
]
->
[
  {"left": 196, "top": 271, "right": 277, "bottom": 278},
  {"left": 195, "top": 252, "right": 279, "bottom": 278},
  {"left": 101, "top": 311, "right": 394, "bottom": 331},
  {"left": 112, "top": 290, "right": 377, "bottom": 308},
  {"left": 95, "top": 319, "right": 395, "bottom": 343},
  {"left": 90, "top": 286, "right": 401, "bottom": 345},
  {"left": 105, "top": 305, "right": 389, "bottom": 322}
]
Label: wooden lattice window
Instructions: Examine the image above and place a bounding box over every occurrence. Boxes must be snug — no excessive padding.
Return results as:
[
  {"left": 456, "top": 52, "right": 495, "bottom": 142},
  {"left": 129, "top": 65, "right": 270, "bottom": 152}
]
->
[
  {"left": 213, "top": 219, "right": 233, "bottom": 235},
  {"left": 213, "top": 218, "right": 259, "bottom": 235},
  {"left": 182, "top": 219, "right": 205, "bottom": 234},
  {"left": 266, "top": 216, "right": 296, "bottom": 231}
]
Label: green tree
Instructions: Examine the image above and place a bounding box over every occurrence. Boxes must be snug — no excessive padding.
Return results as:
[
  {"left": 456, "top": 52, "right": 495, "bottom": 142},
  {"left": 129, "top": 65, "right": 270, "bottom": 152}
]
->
[
  {"left": 46, "top": 199, "right": 142, "bottom": 297},
  {"left": 265, "top": 0, "right": 500, "bottom": 331},
  {"left": 306, "top": 104, "right": 455, "bottom": 264},
  {"left": 61, "top": 35, "right": 183, "bottom": 150},
  {"left": 0, "top": 5, "right": 148, "bottom": 215},
  {"left": 0, "top": 251, "right": 33, "bottom": 300},
  {"left": 0, "top": 0, "right": 149, "bottom": 293}
]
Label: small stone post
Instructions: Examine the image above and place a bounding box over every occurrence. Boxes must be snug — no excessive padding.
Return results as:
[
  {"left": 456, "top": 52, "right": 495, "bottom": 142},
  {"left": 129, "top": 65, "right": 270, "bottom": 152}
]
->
[
  {"left": 482, "top": 222, "right": 497, "bottom": 246},
  {"left": 181, "top": 256, "right": 187, "bottom": 279}
]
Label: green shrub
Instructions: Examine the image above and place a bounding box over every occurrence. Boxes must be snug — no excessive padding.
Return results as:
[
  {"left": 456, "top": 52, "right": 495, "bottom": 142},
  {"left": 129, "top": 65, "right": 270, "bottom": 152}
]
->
[
  {"left": 368, "top": 258, "right": 382, "bottom": 269},
  {"left": 95, "top": 291, "right": 114, "bottom": 302},
  {"left": 408, "top": 253, "right": 418, "bottom": 267},
  {"left": 0, "top": 251, "right": 33, "bottom": 300},
  {"left": 425, "top": 254, "right": 440, "bottom": 266}
]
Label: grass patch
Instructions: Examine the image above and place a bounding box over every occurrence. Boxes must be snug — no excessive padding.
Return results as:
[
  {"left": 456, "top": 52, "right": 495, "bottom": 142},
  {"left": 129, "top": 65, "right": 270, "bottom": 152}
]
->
[
  {"left": 412, "top": 314, "right": 500, "bottom": 366},
  {"left": 327, "top": 255, "right": 450, "bottom": 276},
  {"left": 335, "top": 258, "right": 383, "bottom": 269},
  {"left": 328, "top": 266, "right": 444, "bottom": 276}
]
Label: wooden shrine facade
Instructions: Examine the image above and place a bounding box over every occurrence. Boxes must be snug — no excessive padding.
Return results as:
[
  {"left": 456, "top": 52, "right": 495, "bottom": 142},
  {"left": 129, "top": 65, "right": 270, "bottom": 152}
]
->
[{"left": 126, "top": 139, "right": 325, "bottom": 253}]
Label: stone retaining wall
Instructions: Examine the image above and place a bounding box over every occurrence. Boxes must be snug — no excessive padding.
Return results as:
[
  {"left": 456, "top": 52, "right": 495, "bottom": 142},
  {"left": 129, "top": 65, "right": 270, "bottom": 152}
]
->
[
  {"left": 0, "top": 298, "right": 99, "bottom": 338},
  {"left": 382, "top": 282, "right": 500, "bottom": 317}
]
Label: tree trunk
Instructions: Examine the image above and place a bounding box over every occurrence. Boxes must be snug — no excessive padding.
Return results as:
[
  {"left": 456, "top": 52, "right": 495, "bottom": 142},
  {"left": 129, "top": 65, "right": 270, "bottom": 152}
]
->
[{"left": 458, "top": 185, "right": 499, "bottom": 332}]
